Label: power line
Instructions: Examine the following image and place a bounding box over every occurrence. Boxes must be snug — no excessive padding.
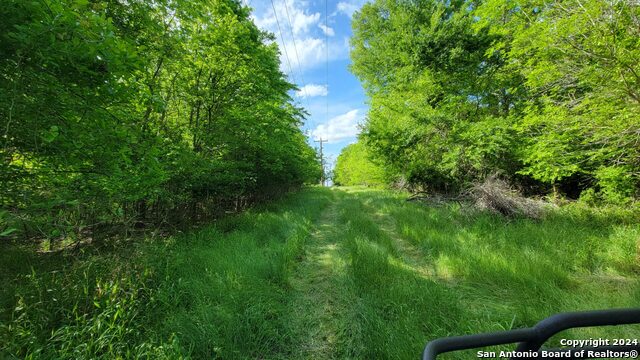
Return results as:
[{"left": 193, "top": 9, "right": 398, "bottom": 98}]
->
[
  {"left": 281, "top": 0, "right": 310, "bottom": 108},
  {"left": 325, "top": 0, "right": 329, "bottom": 128},
  {"left": 323, "top": 0, "right": 329, "bottom": 186},
  {"left": 270, "top": 0, "right": 297, "bottom": 86}
]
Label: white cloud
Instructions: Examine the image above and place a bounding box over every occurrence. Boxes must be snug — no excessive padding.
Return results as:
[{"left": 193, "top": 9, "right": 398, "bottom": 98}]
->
[
  {"left": 336, "top": 1, "right": 362, "bottom": 18},
  {"left": 249, "top": 0, "right": 349, "bottom": 74},
  {"left": 252, "top": 0, "right": 319, "bottom": 36},
  {"left": 296, "top": 84, "right": 328, "bottom": 98},
  {"left": 312, "top": 109, "right": 363, "bottom": 143},
  {"left": 318, "top": 24, "right": 335, "bottom": 36},
  {"left": 275, "top": 35, "right": 348, "bottom": 76}
]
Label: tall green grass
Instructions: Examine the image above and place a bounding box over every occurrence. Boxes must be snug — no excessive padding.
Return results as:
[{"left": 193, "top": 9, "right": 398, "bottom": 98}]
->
[
  {"left": 1, "top": 187, "right": 638, "bottom": 359},
  {"left": 337, "top": 188, "right": 639, "bottom": 359},
  {"left": 331, "top": 196, "right": 463, "bottom": 359},
  {"left": 1, "top": 188, "right": 333, "bottom": 359},
  {"left": 150, "top": 188, "right": 333, "bottom": 359}
]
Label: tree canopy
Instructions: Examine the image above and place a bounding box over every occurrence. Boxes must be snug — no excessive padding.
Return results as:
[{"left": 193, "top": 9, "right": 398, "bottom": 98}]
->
[
  {"left": 0, "top": 0, "right": 321, "bottom": 239},
  {"left": 349, "top": 0, "right": 640, "bottom": 202}
]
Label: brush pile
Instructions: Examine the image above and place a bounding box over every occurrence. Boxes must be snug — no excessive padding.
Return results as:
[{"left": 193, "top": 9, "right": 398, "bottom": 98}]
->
[{"left": 468, "top": 176, "right": 551, "bottom": 219}]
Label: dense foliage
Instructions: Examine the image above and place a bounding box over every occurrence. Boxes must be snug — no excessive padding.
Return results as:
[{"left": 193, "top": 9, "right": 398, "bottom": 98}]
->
[
  {"left": 334, "top": 141, "right": 385, "bottom": 186},
  {"left": 350, "top": 0, "right": 640, "bottom": 202},
  {"left": 0, "top": 0, "right": 321, "bottom": 240}
]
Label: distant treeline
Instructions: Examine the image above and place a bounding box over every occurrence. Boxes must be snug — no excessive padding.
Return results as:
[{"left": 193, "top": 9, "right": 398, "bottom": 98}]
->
[
  {"left": 344, "top": 0, "right": 639, "bottom": 202},
  {"left": 0, "top": 0, "right": 321, "bottom": 240},
  {"left": 334, "top": 142, "right": 385, "bottom": 187}
]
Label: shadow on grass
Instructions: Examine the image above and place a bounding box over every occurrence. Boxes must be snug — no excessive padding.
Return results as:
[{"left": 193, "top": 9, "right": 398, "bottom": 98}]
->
[
  {"left": 341, "top": 188, "right": 639, "bottom": 356},
  {"left": 0, "top": 187, "right": 336, "bottom": 359},
  {"left": 331, "top": 193, "right": 464, "bottom": 359}
]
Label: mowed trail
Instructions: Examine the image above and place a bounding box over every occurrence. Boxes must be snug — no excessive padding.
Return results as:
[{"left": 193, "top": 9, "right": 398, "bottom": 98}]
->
[
  {"left": 285, "top": 188, "right": 454, "bottom": 359},
  {"left": 282, "top": 188, "right": 640, "bottom": 359},
  {"left": 287, "top": 189, "right": 350, "bottom": 359}
]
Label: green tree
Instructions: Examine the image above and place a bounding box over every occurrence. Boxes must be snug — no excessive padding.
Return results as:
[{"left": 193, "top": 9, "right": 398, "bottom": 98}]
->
[
  {"left": 351, "top": 0, "right": 523, "bottom": 192},
  {"left": 0, "top": 0, "right": 321, "bottom": 240},
  {"left": 350, "top": 0, "right": 639, "bottom": 200},
  {"left": 334, "top": 141, "right": 386, "bottom": 187}
]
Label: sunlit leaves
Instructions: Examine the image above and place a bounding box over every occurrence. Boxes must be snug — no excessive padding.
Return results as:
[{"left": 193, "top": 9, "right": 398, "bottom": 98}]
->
[
  {"left": 0, "top": 0, "right": 320, "bottom": 238},
  {"left": 350, "top": 0, "right": 639, "bottom": 201}
]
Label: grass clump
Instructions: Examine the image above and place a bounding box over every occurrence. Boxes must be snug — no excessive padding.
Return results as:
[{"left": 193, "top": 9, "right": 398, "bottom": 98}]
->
[{"left": 0, "top": 250, "right": 182, "bottom": 359}]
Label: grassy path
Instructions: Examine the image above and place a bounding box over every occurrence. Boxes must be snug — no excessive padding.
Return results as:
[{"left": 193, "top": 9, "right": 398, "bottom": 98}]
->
[
  {"left": 2, "top": 187, "right": 639, "bottom": 359},
  {"left": 359, "top": 192, "right": 436, "bottom": 280},
  {"left": 287, "top": 189, "right": 347, "bottom": 359}
]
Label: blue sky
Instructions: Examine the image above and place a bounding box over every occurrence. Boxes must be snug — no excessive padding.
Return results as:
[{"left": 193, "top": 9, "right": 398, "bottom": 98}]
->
[{"left": 245, "top": 0, "right": 368, "bottom": 171}]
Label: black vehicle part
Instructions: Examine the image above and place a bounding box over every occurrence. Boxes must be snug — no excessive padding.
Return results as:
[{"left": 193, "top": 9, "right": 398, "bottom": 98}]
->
[{"left": 422, "top": 308, "right": 640, "bottom": 359}]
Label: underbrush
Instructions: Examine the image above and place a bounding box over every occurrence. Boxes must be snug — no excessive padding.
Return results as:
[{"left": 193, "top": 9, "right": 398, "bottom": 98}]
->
[{"left": 468, "top": 176, "right": 551, "bottom": 219}]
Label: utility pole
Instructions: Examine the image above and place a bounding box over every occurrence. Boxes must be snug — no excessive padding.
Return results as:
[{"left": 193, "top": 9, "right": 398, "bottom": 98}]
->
[{"left": 314, "top": 138, "right": 327, "bottom": 186}]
